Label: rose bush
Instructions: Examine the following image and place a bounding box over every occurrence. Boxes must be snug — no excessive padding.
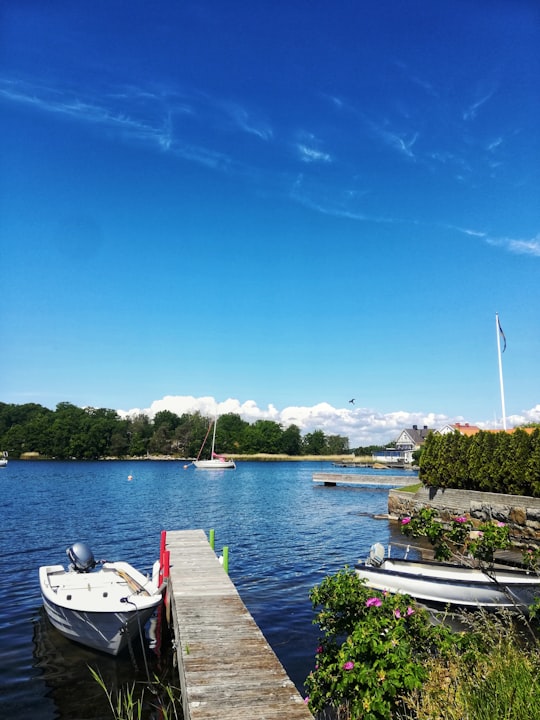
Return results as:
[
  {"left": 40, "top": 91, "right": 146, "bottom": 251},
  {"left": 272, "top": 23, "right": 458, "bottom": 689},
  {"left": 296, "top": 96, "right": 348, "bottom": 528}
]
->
[
  {"left": 304, "top": 567, "right": 456, "bottom": 720},
  {"left": 399, "top": 507, "right": 512, "bottom": 565}
]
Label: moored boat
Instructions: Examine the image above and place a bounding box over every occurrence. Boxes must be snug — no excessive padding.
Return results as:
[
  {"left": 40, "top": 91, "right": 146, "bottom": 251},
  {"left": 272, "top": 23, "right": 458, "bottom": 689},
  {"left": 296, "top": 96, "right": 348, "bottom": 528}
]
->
[
  {"left": 355, "top": 543, "right": 540, "bottom": 612},
  {"left": 40, "top": 542, "right": 163, "bottom": 655},
  {"left": 192, "top": 416, "right": 236, "bottom": 470},
  {"left": 0, "top": 451, "right": 8, "bottom": 467}
]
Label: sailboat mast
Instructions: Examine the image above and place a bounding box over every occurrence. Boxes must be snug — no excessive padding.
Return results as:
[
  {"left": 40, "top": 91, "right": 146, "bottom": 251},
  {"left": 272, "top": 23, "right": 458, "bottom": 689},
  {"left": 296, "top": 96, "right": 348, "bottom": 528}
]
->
[{"left": 211, "top": 416, "right": 217, "bottom": 457}]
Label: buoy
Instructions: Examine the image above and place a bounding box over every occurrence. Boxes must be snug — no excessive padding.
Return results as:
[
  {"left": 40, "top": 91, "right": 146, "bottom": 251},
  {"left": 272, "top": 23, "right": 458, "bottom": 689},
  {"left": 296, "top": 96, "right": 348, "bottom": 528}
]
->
[
  {"left": 183, "top": 464, "right": 188, "bottom": 469},
  {"left": 128, "top": 475, "right": 133, "bottom": 481}
]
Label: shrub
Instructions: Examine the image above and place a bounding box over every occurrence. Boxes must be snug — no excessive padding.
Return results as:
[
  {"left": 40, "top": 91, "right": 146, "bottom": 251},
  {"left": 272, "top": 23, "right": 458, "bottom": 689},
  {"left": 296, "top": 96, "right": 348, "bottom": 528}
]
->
[{"left": 304, "top": 568, "right": 455, "bottom": 720}]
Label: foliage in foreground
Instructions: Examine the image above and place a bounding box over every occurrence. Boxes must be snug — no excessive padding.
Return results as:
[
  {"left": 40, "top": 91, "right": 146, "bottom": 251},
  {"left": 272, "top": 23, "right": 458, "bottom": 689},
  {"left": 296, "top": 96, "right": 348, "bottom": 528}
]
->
[
  {"left": 305, "top": 508, "right": 540, "bottom": 720},
  {"left": 89, "top": 667, "right": 182, "bottom": 720},
  {"left": 304, "top": 568, "right": 540, "bottom": 720},
  {"left": 398, "top": 612, "right": 540, "bottom": 720},
  {"left": 304, "top": 568, "right": 457, "bottom": 720}
]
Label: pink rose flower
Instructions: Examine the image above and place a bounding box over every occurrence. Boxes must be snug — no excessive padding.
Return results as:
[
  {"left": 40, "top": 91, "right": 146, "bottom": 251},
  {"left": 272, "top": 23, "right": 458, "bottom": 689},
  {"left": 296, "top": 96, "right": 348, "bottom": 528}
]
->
[
  {"left": 454, "top": 516, "right": 467, "bottom": 523},
  {"left": 401, "top": 516, "right": 411, "bottom": 525},
  {"left": 343, "top": 661, "right": 355, "bottom": 671},
  {"left": 394, "top": 608, "right": 401, "bottom": 619},
  {"left": 366, "top": 597, "right": 382, "bottom": 607}
]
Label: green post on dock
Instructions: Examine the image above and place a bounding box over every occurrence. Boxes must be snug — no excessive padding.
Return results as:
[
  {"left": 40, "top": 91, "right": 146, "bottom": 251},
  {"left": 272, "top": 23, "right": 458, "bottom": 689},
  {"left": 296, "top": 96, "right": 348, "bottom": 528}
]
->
[
  {"left": 209, "top": 528, "right": 215, "bottom": 550},
  {"left": 222, "top": 546, "right": 229, "bottom": 574}
]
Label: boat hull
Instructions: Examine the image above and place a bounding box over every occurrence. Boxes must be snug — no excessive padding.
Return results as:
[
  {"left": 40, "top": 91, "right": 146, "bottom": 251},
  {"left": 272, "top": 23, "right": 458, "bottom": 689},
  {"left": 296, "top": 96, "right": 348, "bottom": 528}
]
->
[
  {"left": 40, "top": 561, "right": 162, "bottom": 655},
  {"left": 355, "top": 557, "right": 540, "bottom": 610},
  {"left": 193, "top": 459, "right": 236, "bottom": 469}
]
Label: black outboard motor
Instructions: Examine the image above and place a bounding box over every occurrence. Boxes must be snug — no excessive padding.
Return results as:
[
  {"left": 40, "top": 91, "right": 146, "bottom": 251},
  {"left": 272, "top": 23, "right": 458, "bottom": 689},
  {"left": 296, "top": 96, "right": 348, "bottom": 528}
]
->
[{"left": 67, "top": 542, "right": 96, "bottom": 573}]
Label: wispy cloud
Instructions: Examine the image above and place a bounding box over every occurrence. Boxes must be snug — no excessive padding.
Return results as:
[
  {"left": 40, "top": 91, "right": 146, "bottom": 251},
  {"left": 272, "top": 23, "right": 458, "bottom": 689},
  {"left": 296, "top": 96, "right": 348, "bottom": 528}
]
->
[
  {"left": 455, "top": 226, "right": 540, "bottom": 258},
  {"left": 463, "top": 88, "right": 496, "bottom": 121},
  {"left": 297, "top": 144, "right": 331, "bottom": 163},
  {"left": 492, "top": 236, "right": 540, "bottom": 257},
  {"left": 289, "top": 174, "right": 396, "bottom": 223},
  {"left": 224, "top": 102, "right": 273, "bottom": 140},
  {"left": 487, "top": 136, "right": 503, "bottom": 152},
  {"left": 367, "top": 117, "right": 419, "bottom": 159},
  {"left": 0, "top": 77, "right": 240, "bottom": 170}
]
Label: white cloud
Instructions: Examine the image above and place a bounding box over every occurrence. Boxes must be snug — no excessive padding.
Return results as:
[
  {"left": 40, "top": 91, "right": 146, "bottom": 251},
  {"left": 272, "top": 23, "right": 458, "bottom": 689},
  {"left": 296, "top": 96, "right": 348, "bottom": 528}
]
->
[
  {"left": 463, "top": 88, "right": 496, "bottom": 121},
  {"left": 486, "top": 234, "right": 540, "bottom": 257},
  {"left": 297, "top": 144, "right": 331, "bottom": 163},
  {"left": 225, "top": 103, "right": 273, "bottom": 141},
  {"left": 116, "top": 395, "right": 499, "bottom": 447}
]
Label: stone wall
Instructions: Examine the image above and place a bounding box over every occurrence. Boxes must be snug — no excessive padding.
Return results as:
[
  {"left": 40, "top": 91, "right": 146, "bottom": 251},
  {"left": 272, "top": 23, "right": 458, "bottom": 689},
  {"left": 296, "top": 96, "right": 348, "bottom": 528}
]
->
[{"left": 388, "top": 486, "right": 540, "bottom": 541}]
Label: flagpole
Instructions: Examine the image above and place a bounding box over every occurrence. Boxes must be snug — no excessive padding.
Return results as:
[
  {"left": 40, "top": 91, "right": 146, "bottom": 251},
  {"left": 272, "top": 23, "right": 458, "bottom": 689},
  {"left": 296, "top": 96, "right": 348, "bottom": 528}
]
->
[{"left": 495, "top": 312, "right": 507, "bottom": 430}]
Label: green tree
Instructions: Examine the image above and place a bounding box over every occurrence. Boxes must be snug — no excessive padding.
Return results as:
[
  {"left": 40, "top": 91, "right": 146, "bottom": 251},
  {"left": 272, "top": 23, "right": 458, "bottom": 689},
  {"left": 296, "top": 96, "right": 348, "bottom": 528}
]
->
[
  {"left": 128, "top": 414, "right": 152, "bottom": 456},
  {"left": 303, "top": 430, "right": 326, "bottom": 455},
  {"left": 214, "top": 413, "right": 249, "bottom": 453},
  {"left": 326, "top": 434, "right": 350, "bottom": 454},
  {"left": 279, "top": 424, "right": 302, "bottom": 455},
  {"left": 242, "top": 420, "right": 283, "bottom": 453}
]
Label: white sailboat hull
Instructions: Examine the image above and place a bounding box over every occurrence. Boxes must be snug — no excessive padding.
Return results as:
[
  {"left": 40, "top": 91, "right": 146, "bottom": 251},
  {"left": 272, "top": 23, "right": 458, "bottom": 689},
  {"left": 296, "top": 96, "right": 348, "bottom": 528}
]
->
[{"left": 193, "top": 458, "right": 236, "bottom": 469}]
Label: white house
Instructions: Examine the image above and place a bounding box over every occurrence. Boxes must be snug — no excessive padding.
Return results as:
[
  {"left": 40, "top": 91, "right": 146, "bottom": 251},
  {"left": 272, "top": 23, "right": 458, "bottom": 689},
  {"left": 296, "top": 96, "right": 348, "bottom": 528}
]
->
[{"left": 373, "top": 425, "right": 431, "bottom": 466}]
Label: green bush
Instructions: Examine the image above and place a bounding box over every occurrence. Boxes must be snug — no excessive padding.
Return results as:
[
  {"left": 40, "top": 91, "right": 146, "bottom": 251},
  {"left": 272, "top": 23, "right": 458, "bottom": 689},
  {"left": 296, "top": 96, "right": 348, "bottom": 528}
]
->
[
  {"left": 419, "top": 428, "right": 540, "bottom": 497},
  {"left": 304, "top": 568, "right": 455, "bottom": 720}
]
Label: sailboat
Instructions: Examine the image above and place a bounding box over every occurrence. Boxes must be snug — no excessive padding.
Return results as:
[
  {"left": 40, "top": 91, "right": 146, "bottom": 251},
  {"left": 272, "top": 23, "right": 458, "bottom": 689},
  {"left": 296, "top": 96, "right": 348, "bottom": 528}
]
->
[{"left": 193, "top": 417, "right": 236, "bottom": 470}]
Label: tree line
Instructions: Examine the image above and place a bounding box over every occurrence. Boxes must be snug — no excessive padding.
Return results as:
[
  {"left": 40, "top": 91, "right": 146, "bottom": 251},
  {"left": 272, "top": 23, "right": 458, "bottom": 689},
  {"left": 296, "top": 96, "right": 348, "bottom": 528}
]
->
[
  {"left": 419, "top": 428, "right": 540, "bottom": 497},
  {"left": 0, "top": 401, "right": 360, "bottom": 460}
]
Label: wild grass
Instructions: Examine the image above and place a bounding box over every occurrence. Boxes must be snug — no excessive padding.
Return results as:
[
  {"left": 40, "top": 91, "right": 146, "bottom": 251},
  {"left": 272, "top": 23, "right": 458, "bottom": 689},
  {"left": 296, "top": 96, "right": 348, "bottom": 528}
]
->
[
  {"left": 396, "top": 612, "right": 540, "bottom": 720},
  {"left": 89, "top": 667, "right": 182, "bottom": 720}
]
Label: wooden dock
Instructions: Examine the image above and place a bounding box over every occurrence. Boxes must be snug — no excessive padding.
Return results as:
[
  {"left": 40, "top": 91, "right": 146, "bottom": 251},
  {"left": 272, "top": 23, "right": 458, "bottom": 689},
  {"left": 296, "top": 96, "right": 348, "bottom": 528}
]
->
[
  {"left": 313, "top": 472, "right": 416, "bottom": 487},
  {"left": 165, "top": 529, "right": 314, "bottom": 720}
]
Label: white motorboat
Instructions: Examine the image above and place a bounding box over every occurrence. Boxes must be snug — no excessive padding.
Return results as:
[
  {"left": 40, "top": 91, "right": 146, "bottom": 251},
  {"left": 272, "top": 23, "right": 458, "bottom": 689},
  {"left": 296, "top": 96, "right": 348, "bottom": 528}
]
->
[
  {"left": 0, "top": 451, "right": 8, "bottom": 467},
  {"left": 355, "top": 543, "right": 540, "bottom": 612},
  {"left": 40, "top": 543, "right": 163, "bottom": 656},
  {"left": 193, "top": 416, "right": 236, "bottom": 469}
]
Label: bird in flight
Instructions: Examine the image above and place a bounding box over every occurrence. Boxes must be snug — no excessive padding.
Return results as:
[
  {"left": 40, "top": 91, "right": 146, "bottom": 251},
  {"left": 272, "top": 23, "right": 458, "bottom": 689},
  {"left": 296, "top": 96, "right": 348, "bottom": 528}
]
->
[{"left": 349, "top": 398, "right": 355, "bottom": 404}]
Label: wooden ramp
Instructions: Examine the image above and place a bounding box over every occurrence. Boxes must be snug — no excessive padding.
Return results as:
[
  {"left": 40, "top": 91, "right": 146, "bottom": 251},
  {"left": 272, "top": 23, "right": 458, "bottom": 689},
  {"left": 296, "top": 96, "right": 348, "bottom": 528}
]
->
[
  {"left": 313, "top": 472, "right": 416, "bottom": 487},
  {"left": 166, "top": 529, "right": 314, "bottom": 720}
]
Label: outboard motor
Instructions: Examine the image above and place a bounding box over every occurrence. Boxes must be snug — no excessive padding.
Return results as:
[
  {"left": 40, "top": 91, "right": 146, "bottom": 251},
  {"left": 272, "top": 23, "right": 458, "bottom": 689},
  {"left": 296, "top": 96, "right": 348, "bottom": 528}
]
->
[
  {"left": 67, "top": 542, "right": 96, "bottom": 573},
  {"left": 367, "top": 542, "right": 385, "bottom": 567}
]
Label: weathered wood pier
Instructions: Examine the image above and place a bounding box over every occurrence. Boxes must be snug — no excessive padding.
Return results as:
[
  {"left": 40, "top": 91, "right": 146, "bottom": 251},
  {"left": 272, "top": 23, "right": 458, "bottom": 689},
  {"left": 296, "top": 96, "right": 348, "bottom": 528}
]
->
[
  {"left": 313, "top": 472, "right": 416, "bottom": 487},
  {"left": 165, "top": 529, "right": 314, "bottom": 720}
]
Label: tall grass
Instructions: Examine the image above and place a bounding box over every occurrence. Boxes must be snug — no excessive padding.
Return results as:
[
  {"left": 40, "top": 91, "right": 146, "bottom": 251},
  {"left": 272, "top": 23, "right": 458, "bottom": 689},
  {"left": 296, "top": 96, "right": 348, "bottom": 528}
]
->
[
  {"left": 396, "top": 612, "right": 540, "bottom": 720},
  {"left": 89, "top": 667, "right": 182, "bottom": 720}
]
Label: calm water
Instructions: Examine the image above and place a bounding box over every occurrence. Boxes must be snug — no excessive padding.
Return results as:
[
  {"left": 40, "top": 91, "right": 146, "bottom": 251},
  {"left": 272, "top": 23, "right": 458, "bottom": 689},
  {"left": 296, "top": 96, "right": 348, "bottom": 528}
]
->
[{"left": 0, "top": 460, "right": 416, "bottom": 719}]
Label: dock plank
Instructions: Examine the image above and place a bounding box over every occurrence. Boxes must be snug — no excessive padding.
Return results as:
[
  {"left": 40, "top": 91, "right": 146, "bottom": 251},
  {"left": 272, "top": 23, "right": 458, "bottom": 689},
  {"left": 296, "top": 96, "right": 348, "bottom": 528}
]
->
[{"left": 166, "top": 529, "right": 313, "bottom": 720}]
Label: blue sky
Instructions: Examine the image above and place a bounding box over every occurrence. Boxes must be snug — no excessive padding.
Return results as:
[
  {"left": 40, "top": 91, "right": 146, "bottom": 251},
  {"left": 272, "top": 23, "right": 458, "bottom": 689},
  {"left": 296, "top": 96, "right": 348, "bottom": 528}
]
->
[{"left": 1, "top": 1, "right": 539, "bottom": 445}]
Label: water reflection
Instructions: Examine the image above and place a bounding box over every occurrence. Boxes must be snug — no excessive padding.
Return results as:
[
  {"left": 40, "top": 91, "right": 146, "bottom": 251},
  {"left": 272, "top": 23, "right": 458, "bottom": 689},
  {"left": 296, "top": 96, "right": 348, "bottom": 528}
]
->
[{"left": 32, "top": 607, "right": 177, "bottom": 720}]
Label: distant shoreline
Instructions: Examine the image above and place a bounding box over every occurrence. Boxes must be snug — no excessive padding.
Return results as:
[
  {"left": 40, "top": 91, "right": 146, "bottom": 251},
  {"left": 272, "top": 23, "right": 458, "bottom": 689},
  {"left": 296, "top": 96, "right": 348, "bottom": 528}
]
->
[{"left": 17, "top": 452, "right": 389, "bottom": 464}]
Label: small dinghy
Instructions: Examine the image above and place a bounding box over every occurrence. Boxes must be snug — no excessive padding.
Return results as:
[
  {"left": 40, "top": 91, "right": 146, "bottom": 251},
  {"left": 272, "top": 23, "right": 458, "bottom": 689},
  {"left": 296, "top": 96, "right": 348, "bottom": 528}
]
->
[
  {"left": 355, "top": 543, "right": 540, "bottom": 612},
  {"left": 40, "top": 542, "right": 163, "bottom": 656}
]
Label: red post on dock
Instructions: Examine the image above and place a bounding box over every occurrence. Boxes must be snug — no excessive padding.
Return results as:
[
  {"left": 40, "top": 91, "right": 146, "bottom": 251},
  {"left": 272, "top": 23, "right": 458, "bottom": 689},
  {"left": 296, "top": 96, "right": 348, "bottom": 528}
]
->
[
  {"left": 163, "top": 550, "right": 170, "bottom": 579},
  {"left": 159, "top": 530, "right": 167, "bottom": 585}
]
